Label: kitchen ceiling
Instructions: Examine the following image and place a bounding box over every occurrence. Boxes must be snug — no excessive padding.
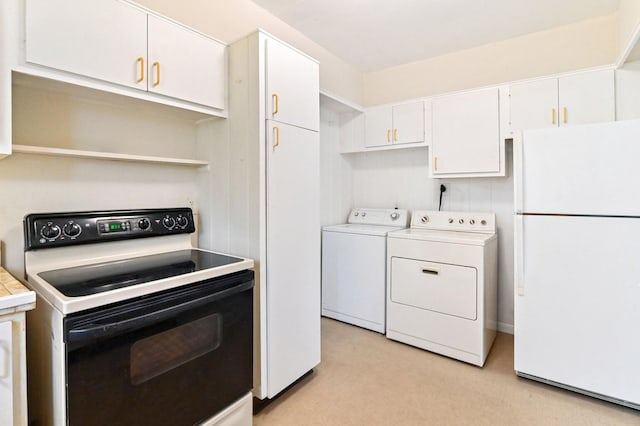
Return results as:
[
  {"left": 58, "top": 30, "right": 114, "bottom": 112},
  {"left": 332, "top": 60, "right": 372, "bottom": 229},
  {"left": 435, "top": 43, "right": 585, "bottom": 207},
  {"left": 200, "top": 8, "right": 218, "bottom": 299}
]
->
[{"left": 250, "top": 0, "right": 621, "bottom": 72}]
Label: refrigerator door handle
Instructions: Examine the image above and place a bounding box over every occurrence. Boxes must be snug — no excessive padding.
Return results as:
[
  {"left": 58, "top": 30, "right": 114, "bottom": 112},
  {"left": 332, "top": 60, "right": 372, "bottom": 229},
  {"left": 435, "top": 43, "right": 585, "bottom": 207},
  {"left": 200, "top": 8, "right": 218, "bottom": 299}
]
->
[
  {"left": 514, "top": 131, "right": 524, "bottom": 213},
  {"left": 514, "top": 214, "right": 525, "bottom": 296}
]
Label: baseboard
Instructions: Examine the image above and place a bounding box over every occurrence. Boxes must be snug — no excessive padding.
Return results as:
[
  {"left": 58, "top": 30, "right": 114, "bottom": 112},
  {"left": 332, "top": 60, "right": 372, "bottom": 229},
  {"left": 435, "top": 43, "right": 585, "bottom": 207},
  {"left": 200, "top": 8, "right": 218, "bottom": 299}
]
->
[{"left": 497, "top": 321, "right": 514, "bottom": 335}]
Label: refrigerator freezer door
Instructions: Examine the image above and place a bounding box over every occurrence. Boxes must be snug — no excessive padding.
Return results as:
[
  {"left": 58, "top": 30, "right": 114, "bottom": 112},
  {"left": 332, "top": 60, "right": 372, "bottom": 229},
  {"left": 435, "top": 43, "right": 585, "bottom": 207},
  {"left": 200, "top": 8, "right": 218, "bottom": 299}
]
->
[
  {"left": 514, "top": 119, "right": 640, "bottom": 216},
  {"left": 515, "top": 214, "right": 640, "bottom": 406}
]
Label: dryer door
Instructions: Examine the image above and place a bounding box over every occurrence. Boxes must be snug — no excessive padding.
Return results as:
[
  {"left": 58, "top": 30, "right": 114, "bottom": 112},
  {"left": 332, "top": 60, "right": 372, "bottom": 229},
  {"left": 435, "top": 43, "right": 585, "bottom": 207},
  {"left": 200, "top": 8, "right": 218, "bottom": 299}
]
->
[{"left": 390, "top": 257, "right": 477, "bottom": 320}]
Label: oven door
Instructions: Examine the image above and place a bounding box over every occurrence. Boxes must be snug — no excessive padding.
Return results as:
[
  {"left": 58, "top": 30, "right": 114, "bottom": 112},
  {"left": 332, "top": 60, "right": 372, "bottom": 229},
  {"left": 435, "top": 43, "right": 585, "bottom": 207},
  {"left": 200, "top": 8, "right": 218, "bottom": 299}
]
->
[{"left": 63, "top": 270, "right": 254, "bottom": 426}]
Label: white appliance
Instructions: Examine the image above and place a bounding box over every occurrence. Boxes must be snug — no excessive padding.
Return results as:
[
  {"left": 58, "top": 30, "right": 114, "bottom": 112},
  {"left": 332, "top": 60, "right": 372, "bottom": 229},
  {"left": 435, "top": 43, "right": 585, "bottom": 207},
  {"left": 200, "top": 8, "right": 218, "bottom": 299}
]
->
[
  {"left": 514, "top": 120, "right": 640, "bottom": 409},
  {"left": 23, "top": 208, "right": 255, "bottom": 426},
  {"left": 322, "top": 208, "right": 409, "bottom": 333},
  {"left": 386, "top": 210, "right": 498, "bottom": 366}
]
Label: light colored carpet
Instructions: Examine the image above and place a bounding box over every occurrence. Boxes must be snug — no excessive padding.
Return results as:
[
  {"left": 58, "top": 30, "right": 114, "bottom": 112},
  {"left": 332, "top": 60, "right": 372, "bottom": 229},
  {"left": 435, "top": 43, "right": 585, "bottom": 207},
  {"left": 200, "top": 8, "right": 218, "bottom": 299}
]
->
[{"left": 254, "top": 318, "right": 639, "bottom": 425}]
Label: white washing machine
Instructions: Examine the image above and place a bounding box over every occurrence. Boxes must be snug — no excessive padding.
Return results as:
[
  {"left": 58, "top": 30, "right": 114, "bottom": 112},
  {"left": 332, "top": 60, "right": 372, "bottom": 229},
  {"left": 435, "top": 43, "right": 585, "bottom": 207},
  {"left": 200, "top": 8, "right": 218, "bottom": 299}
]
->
[
  {"left": 386, "top": 210, "right": 498, "bottom": 366},
  {"left": 322, "top": 208, "right": 409, "bottom": 333}
]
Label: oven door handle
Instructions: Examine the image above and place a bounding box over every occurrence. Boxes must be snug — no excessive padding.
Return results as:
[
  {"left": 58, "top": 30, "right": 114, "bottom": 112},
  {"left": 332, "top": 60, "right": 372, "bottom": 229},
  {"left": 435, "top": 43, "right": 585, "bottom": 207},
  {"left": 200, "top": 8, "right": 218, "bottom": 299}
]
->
[{"left": 67, "top": 280, "right": 253, "bottom": 345}]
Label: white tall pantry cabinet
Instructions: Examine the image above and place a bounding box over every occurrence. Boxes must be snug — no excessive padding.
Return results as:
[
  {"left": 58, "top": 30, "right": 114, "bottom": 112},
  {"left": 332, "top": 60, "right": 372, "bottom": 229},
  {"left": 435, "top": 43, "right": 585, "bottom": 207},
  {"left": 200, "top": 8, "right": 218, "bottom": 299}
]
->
[{"left": 227, "top": 31, "right": 320, "bottom": 400}]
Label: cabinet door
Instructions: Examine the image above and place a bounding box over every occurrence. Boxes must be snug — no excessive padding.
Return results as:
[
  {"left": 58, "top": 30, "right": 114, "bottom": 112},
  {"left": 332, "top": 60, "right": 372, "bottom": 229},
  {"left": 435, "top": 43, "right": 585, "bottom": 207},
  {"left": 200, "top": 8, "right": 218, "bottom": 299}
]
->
[
  {"left": 25, "top": 0, "right": 147, "bottom": 90},
  {"left": 558, "top": 69, "right": 615, "bottom": 126},
  {"left": 364, "top": 105, "right": 393, "bottom": 147},
  {"left": 148, "top": 15, "right": 226, "bottom": 109},
  {"left": 266, "top": 121, "right": 320, "bottom": 398},
  {"left": 509, "top": 78, "right": 558, "bottom": 131},
  {"left": 392, "top": 101, "right": 425, "bottom": 144},
  {"left": 0, "top": 320, "right": 13, "bottom": 426},
  {"left": 431, "top": 88, "right": 501, "bottom": 175},
  {"left": 265, "top": 38, "right": 320, "bottom": 131}
]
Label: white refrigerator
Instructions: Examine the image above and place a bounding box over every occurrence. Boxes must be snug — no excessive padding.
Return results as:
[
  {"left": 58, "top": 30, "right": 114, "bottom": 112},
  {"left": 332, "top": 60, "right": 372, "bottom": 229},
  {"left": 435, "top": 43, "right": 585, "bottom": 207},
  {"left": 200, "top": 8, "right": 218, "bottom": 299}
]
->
[{"left": 514, "top": 119, "right": 640, "bottom": 409}]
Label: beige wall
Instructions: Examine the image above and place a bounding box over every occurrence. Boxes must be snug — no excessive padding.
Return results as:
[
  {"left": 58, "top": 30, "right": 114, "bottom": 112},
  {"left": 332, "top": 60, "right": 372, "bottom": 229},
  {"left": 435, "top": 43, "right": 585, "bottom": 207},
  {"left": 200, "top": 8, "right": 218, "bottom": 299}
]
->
[
  {"left": 617, "top": 0, "right": 640, "bottom": 63},
  {"left": 363, "top": 15, "right": 618, "bottom": 106},
  {"left": 134, "top": 0, "right": 364, "bottom": 104}
]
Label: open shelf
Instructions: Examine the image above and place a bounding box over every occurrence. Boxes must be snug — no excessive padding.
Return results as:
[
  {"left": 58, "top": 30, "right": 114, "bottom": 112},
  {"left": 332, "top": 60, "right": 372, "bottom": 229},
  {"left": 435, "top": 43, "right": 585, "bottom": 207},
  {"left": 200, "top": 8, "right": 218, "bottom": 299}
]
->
[{"left": 12, "top": 144, "right": 209, "bottom": 167}]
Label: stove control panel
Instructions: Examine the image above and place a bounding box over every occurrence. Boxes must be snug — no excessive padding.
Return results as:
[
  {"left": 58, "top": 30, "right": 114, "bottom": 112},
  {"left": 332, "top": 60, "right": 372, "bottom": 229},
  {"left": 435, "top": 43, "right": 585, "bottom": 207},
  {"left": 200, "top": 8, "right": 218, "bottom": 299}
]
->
[
  {"left": 24, "top": 208, "right": 195, "bottom": 250},
  {"left": 411, "top": 210, "right": 496, "bottom": 234}
]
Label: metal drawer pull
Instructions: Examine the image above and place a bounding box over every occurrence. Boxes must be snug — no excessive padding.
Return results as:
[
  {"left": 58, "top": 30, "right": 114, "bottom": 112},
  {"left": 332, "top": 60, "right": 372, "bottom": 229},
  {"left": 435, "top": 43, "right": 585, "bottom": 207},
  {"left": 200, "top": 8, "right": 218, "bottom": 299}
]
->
[{"left": 422, "top": 268, "right": 439, "bottom": 275}]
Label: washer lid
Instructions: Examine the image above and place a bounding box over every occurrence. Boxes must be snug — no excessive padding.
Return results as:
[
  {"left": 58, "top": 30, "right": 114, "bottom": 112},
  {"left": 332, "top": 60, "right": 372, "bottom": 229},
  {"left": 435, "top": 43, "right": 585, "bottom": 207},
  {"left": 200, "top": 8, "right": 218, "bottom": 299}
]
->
[
  {"left": 322, "top": 223, "right": 406, "bottom": 236},
  {"left": 387, "top": 228, "right": 496, "bottom": 245}
]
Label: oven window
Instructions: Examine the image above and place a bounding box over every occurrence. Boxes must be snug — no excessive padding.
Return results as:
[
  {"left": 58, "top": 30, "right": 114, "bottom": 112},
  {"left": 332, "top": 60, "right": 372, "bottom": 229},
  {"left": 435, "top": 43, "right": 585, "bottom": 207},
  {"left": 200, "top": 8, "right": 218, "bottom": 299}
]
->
[{"left": 130, "top": 313, "right": 222, "bottom": 385}]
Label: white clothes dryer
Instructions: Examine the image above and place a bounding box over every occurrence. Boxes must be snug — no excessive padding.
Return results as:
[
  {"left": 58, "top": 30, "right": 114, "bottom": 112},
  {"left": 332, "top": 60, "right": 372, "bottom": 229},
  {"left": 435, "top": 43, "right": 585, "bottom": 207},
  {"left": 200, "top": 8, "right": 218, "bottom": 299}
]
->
[
  {"left": 386, "top": 210, "right": 498, "bottom": 366},
  {"left": 322, "top": 208, "right": 409, "bottom": 333}
]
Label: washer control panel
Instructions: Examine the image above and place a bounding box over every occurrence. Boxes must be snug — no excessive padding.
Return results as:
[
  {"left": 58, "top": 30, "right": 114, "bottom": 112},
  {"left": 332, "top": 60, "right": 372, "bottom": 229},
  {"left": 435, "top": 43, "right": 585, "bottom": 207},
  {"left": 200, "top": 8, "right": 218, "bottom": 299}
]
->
[
  {"left": 411, "top": 210, "right": 495, "bottom": 233},
  {"left": 24, "top": 208, "right": 195, "bottom": 250},
  {"left": 347, "top": 208, "right": 410, "bottom": 227}
]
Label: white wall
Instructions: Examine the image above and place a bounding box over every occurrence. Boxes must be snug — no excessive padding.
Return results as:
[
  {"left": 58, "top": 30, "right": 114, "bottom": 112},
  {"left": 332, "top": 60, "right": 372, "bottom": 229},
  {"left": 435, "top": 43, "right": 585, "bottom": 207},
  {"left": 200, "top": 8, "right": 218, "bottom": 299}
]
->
[
  {"left": 363, "top": 15, "right": 617, "bottom": 106},
  {"left": 0, "top": 78, "right": 203, "bottom": 276}
]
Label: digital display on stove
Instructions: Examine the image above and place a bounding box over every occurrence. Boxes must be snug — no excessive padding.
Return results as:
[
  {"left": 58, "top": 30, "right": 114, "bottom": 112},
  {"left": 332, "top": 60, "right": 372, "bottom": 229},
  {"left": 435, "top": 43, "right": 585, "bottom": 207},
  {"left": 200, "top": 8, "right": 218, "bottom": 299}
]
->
[{"left": 110, "top": 223, "right": 123, "bottom": 231}]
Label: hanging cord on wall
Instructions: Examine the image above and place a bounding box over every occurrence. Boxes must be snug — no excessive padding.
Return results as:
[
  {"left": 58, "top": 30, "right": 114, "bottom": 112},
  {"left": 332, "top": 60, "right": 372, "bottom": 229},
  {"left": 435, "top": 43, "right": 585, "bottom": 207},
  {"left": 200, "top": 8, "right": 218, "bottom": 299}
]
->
[{"left": 438, "top": 184, "right": 447, "bottom": 211}]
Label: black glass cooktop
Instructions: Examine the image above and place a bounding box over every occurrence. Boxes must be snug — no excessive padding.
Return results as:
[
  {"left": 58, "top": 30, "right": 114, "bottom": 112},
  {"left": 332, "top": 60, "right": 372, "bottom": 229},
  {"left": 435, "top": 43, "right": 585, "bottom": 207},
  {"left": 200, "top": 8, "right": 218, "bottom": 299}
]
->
[{"left": 38, "top": 249, "right": 243, "bottom": 297}]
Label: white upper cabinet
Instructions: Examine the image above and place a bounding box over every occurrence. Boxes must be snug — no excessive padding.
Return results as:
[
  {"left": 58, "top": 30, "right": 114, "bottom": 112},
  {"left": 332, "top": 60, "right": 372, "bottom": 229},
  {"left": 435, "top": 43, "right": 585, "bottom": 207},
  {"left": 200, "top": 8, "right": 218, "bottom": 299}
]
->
[
  {"left": 510, "top": 69, "right": 614, "bottom": 132},
  {"left": 616, "top": 60, "right": 640, "bottom": 120},
  {"left": 365, "top": 101, "right": 425, "bottom": 148},
  {"left": 431, "top": 87, "right": 504, "bottom": 178},
  {"left": 24, "top": 0, "right": 226, "bottom": 111},
  {"left": 266, "top": 37, "right": 319, "bottom": 131},
  {"left": 25, "top": 0, "right": 147, "bottom": 90},
  {"left": 147, "top": 15, "right": 226, "bottom": 110}
]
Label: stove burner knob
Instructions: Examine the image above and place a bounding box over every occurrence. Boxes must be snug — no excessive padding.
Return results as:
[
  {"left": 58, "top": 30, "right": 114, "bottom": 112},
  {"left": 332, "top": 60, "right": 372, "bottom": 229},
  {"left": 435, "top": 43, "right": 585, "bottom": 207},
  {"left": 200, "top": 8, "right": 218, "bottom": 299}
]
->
[
  {"left": 469, "top": 219, "right": 475, "bottom": 225},
  {"left": 481, "top": 220, "right": 487, "bottom": 226},
  {"left": 421, "top": 216, "right": 429, "bottom": 223},
  {"left": 459, "top": 219, "right": 465, "bottom": 224},
  {"left": 138, "top": 218, "right": 151, "bottom": 230},
  {"left": 162, "top": 216, "right": 176, "bottom": 229},
  {"left": 176, "top": 216, "right": 189, "bottom": 228},
  {"left": 361, "top": 212, "right": 367, "bottom": 217},
  {"left": 390, "top": 212, "right": 399, "bottom": 220},
  {"left": 448, "top": 218, "right": 454, "bottom": 224},
  {"left": 41, "top": 224, "right": 61, "bottom": 240},
  {"left": 63, "top": 222, "right": 81, "bottom": 237}
]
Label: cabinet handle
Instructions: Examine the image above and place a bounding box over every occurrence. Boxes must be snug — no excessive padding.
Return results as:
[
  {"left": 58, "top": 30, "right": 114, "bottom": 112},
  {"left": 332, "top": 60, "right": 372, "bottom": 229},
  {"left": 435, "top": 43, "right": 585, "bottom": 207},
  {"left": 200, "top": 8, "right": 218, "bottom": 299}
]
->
[
  {"left": 394, "top": 129, "right": 398, "bottom": 141},
  {"left": 136, "top": 57, "right": 145, "bottom": 83},
  {"left": 272, "top": 93, "right": 279, "bottom": 115},
  {"left": 0, "top": 340, "right": 8, "bottom": 379},
  {"left": 434, "top": 156, "right": 438, "bottom": 172},
  {"left": 563, "top": 107, "right": 567, "bottom": 124},
  {"left": 152, "top": 61, "right": 161, "bottom": 87},
  {"left": 551, "top": 108, "right": 556, "bottom": 125},
  {"left": 422, "top": 268, "right": 439, "bottom": 275},
  {"left": 387, "top": 129, "right": 391, "bottom": 143},
  {"left": 273, "top": 126, "right": 280, "bottom": 150}
]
